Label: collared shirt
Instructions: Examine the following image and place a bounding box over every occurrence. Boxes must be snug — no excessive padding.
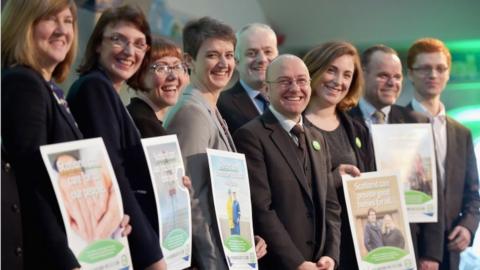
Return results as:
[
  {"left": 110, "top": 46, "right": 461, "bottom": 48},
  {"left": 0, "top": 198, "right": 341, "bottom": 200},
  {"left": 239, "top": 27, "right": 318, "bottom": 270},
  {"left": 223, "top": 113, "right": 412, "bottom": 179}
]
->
[
  {"left": 411, "top": 98, "right": 447, "bottom": 187},
  {"left": 240, "top": 79, "right": 265, "bottom": 114},
  {"left": 269, "top": 105, "right": 303, "bottom": 145},
  {"left": 359, "top": 99, "right": 392, "bottom": 128}
]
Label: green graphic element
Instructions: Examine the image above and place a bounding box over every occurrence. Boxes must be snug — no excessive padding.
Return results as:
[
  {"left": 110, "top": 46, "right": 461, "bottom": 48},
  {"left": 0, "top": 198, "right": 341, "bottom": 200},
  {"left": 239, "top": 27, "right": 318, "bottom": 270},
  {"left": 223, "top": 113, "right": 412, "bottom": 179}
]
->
[
  {"left": 312, "top": 140, "right": 321, "bottom": 151},
  {"left": 78, "top": 239, "right": 124, "bottom": 263},
  {"left": 355, "top": 137, "right": 362, "bottom": 149},
  {"left": 225, "top": 235, "right": 252, "bottom": 252},
  {"left": 405, "top": 190, "right": 432, "bottom": 205},
  {"left": 163, "top": 229, "right": 188, "bottom": 251},
  {"left": 363, "top": 246, "right": 408, "bottom": 264}
]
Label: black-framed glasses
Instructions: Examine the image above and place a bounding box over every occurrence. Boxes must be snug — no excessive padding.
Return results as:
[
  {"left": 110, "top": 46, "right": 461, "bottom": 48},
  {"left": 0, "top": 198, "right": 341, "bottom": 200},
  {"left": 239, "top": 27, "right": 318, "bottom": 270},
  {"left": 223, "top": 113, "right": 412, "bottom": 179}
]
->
[
  {"left": 266, "top": 77, "right": 311, "bottom": 88},
  {"left": 104, "top": 33, "right": 149, "bottom": 53},
  {"left": 411, "top": 65, "right": 449, "bottom": 76},
  {"left": 150, "top": 63, "right": 187, "bottom": 76}
]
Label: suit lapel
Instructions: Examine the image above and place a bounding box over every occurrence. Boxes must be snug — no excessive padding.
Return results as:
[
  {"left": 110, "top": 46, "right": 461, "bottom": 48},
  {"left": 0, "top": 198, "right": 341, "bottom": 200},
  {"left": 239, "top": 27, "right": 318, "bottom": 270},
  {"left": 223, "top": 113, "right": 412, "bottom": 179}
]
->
[
  {"left": 444, "top": 117, "right": 456, "bottom": 196},
  {"left": 262, "top": 111, "right": 312, "bottom": 200},
  {"left": 304, "top": 126, "right": 325, "bottom": 202},
  {"left": 47, "top": 81, "right": 82, "bottom": 139},
  {"left": 232, "top": 83, "right": 260, "bottom": 119}
]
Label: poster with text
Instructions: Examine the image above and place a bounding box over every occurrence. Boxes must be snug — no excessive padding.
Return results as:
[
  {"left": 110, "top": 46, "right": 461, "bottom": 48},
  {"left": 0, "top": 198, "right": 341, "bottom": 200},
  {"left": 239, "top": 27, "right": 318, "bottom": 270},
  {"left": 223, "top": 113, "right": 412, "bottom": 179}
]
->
[
  {"left": 142, "top": 135, "right": 191, "bottom": 269},
  {"left": 343, "top": 172, "right": 416, "bottom": 270},
  {"left": 207, "top": 149, "right": 258, "bottom": 270},
  {"left": 371, "top": 123, "right": 437, "bottom": 223},
  {"left": 40, "top": 137, "right": 132, "bottom": 270}
]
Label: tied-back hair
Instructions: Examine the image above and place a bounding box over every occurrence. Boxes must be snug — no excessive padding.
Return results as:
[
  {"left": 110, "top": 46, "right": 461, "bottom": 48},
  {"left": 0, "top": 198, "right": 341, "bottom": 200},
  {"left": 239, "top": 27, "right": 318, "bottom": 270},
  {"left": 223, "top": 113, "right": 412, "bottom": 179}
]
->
[
  {"left": 303, "top": 41, "right": 364, "bottom": 111},
  {"left": 1, "top": 0, "right": 78, "bottom": 82},
  {"left": 406, "top": 38, "right": 451, "bottom": 70},
  {"left": 129, "top": 35, "right": 183, "bottom": 92},
  {"left": 182, "top": 16, "right": 236, "bottom": 60},
  {"left": 76, "top": 4, "right": 151, "bottom": 87}
]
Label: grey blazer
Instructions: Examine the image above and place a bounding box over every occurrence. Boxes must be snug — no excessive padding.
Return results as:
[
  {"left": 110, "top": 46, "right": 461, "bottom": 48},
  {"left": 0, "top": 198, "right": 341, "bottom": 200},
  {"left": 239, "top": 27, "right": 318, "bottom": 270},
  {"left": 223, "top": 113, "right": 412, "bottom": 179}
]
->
[{"left": 163, "top": 87, "right": 235, "bottom": 270}]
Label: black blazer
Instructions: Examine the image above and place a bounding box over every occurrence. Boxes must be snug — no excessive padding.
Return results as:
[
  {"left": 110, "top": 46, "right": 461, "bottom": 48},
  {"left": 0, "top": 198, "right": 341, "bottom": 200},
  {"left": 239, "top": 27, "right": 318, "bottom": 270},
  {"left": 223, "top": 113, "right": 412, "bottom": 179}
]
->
[
  {"left": 349, "top": 104, "right": 429, "bottom": 126},
  {"left": 233, "top": 110, "right": 341, "bottom": 270},
  {"left": 2, "top": 66, "right": 82, "bottom": 269},
  {"left": 217, "top": 81, "right": 260, "bottom": 134},
  {"left": 306, "top": 111, "right": 376, "bottom": 270},
  {"left": 127, "top": 97, "right": 169, "bottom": 138},
  {"left": 67, "top": 68, "right": 163, "bottom": 269}
]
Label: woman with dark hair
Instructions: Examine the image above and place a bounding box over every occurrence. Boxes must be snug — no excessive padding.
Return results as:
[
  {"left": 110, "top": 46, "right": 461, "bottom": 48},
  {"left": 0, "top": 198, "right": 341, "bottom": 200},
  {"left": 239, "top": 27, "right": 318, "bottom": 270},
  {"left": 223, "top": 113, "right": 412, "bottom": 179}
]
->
[
  {"left": 303, "top": 41, "right": 376, "bottom": 270},
  {"left": 66, "top": 5, "right": 166, "bottom": 270},
  {"left": 127, "top": 35, "right": 189, "bottom": 137}
]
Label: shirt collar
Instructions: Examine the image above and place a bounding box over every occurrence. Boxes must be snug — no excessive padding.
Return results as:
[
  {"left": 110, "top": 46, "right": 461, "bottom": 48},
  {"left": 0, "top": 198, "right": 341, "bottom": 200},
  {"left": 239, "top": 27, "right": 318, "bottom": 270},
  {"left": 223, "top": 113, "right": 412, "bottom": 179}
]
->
[
  {"left": 239, "top": 79, "right": 261, "bottom": 99},
  {"left": 411, "top": 98, "right": 446, "bottom": 122},
  {"left": 269, "top": 105, "right": 303, "bottom": 134},
  {"left": 359, "top": 98, "right": 391, "bottom": 120}
]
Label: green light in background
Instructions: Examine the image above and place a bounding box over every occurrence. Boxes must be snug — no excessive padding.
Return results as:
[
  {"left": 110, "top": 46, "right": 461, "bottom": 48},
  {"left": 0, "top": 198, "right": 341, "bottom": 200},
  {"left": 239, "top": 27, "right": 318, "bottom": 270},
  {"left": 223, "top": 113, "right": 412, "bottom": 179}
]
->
[
  {"left": 448, "top": 106, "right": 480, "bottom": 145},
  {"left": 446, "top": 39, "right": 480, "bottom": 52},
  {"left": 448, "top": 82, "right": 480, "bottom": 91}
]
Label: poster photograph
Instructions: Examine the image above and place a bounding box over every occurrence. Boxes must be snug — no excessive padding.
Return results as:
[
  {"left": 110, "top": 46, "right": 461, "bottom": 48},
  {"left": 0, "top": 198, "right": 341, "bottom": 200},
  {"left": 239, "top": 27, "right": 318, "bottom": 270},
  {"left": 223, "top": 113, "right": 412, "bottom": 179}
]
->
[
  {"left": 207, "top": 149, "right": 258, "bottom": 270},
  {"left": 40, "top": 137, "right": 132, "bottom": 270},
  {"left": 371, "top": 123, "right": 437, "bottom": 223},
  {"left": 142, "top": 135, "right": 192, "bottom": 269},
  {"left": 343, "top": 172, "right": 417, "bottom": 270}
]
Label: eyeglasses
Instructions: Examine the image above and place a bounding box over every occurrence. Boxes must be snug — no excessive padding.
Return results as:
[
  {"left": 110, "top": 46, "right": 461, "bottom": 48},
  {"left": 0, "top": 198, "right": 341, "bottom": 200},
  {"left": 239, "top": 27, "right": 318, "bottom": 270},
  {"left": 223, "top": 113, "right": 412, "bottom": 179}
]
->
[
  {"left": 150, "top": 63, "right": 187, "bottom": 76},
  {"left": 266, "top": 78, "right": 311, "bottom": 88},
  {"left": 411, "top": 65, "right": 449, "bottom": 76},
  {"left": 104, "top": 33, "right": 149, "bottom": 53}
]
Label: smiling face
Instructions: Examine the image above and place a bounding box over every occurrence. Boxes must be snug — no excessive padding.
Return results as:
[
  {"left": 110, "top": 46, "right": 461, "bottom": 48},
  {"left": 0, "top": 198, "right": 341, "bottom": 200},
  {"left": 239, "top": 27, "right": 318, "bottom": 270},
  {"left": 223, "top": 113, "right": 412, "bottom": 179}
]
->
[
  {"left": 96, "top": 21, "right": 147, "bottom": 89},
  {"left": 236, "top": 27, "right": 278, "bottom": 89},
  {"left": 408, "top": 52, "right": 450, "bottom": 100},
  {"left": 187, "top": 38, "right": 235, "bottom": 93},
  {"left": 364, "top": 51, "right": 403, "bottom": 110},
  {"left": 143, "top": 56, "right": 188, "bottom": 108},
  {"left": 267, "top": 55, "right": 311, "bottom": 121},
  {"left": 312, "top": 54, "right": 354, "bottom": 107},
  {"left": 33, "top": 7, "right": 74, "bottom": 77}
]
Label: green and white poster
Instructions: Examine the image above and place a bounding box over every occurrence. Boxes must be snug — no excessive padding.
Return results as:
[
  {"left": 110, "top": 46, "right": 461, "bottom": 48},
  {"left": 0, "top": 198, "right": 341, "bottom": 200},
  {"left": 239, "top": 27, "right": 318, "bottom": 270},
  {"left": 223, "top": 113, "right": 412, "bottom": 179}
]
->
[
  {"left": 343, "top": 172, "right": 416, "bottom": 270},
  {"left": 40, "top": 138, "right": 132, "bottom": 270},
  {"left": 142, "top": 135, "right": 191, "bottom": 269},
  {"left": 371, "top": 123, "right": 438, "bottom": 223},
  {"left": 207, "top": 149, "right": 258, "bottom": 270}
]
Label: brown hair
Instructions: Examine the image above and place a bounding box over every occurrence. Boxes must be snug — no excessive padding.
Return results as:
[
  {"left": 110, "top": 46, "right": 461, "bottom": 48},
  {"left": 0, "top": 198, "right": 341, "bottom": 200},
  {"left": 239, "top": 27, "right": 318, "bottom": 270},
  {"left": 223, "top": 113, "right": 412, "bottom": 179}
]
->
[
  {"left": 303, "top": 41, "right": 364, "bottom": 111},
  {"left": 361, "top": 44, "right": 399, "bottom": 69},
  {"left": 1, "top": 0, "right": 78, "bottom": 82},
  {"left": 77, "top": 4, "right": 151, "bottom": 86},
  {"left": 182, "top": 16, "right": 236, "bottom": 60},
  {"left": 129, "top": 35, "right": 183, "bottom": 92},
  {"left": 406, "top": 38, "right": 451, "bottom": 70}
]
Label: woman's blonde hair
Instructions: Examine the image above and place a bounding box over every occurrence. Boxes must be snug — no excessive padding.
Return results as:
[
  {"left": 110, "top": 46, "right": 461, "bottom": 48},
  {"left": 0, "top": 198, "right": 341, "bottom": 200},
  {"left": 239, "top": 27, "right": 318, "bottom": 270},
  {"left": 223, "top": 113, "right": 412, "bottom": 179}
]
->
[
  {"left": 381, "top": 214, "right": 396, "bottom": 234},
  {"left": 1, "top": 0, "right": 78, "bottom": 82}
]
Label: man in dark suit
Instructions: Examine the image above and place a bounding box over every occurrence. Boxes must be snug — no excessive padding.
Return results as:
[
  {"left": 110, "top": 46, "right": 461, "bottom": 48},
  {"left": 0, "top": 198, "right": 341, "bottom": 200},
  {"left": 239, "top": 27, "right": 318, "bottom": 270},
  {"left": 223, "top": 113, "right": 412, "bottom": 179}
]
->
[
  {"left": 349, "top": 45, "right": 425, "bottom": 126},
  {"left": 350, "top": 45, "right": 444, "bottom": 270},
  {"left": 218, "top": 23, "right": 278, "bottom": 134},
  {"left": 234, "top": 54, "right": 341, "bottom": 270},
  {"left": 406, "top": 38, "right": 480, "bottom": 270}
]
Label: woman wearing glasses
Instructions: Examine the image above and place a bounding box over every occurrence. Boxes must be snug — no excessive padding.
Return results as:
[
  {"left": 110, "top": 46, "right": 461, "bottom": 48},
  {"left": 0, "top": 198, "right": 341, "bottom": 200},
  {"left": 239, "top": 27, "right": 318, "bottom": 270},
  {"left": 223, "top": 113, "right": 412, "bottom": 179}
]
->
[
  {"left": 66, "top": 5, "right": 166, "bottom": 270},
  {"left": 303, "top": 41, "right": 376, "bottom": 270},
  {"left": 127, "top": 36, "right": 189, "bottom": 137}
]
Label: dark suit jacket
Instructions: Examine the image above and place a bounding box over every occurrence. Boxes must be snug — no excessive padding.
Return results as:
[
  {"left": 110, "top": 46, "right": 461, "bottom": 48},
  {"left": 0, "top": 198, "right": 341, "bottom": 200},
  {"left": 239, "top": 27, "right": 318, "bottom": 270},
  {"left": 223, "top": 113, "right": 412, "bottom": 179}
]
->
[
  {"left": 234, "top": 110, "right": 341, "bottom": 270},
  {"left": 306, "top": 111, "right": 376, "bottom": 270},
  {"left": 217, "top": 81, "right": 260, "bottom": 134},
  {"left": 351, "top": 103, "right": 446, "bottom": 263},
  {"left": 2, "top": 145, "right": 23, "bottom": 270},
  {"left": 2, "top": 66, "right": 81, "bottom": 269},
  {"left": 405, "top": 104, "right": 480, "bottom": 269},
  {"left": 127, "top": 97, "right": 169, "bottom": 138},
  {"left": 67, "top": 68, "right": 163, "bottom": 269}
]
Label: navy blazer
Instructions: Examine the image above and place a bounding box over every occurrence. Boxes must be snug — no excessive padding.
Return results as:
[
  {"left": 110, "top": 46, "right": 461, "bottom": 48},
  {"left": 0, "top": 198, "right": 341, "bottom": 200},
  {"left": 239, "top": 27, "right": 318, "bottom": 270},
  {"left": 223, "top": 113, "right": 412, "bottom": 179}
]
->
[
  {"left": 67, "top": 68, "right": 163, "bottom": 269},
  {"left": 127, "top": 97, "right": 169, "bottom": 138},
  {"left": 217, "top": 81, "right": 260, "bottom": 134},
  {"left": 2, "top": 66, "right": 82, "bottom": 269},
  {"left": 234, "top": 110, "right": 341, "bottom": 270}
]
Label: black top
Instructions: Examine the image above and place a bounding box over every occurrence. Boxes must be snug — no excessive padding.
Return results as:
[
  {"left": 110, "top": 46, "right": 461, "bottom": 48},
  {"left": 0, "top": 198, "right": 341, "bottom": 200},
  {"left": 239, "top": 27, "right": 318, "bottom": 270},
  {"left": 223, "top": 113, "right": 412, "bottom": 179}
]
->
[
  {"left": 314, "top": 123, "right": 357, "bottom": 169},
  {"left": 127, "top": 97, "right": 169, "bottom": 138}
]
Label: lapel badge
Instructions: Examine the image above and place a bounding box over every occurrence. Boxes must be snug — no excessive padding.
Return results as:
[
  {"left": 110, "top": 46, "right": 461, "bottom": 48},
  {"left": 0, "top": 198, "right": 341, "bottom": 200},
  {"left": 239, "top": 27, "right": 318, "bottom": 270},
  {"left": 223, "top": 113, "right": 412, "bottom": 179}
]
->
[
  {"left": 312, "top": 140, "right": 321, "bottom": 151},
  {"left": 355, "top": 137, "right": 362, "bottom": 148}
]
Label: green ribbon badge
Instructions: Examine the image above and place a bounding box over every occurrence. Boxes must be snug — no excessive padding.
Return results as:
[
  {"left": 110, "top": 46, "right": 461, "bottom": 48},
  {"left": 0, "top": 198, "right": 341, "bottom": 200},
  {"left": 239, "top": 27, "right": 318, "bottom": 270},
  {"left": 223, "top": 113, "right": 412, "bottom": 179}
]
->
[
  {"left": 355, "top": 137, "right": 362, "bottom": 148},
  {"left": 312, "top": 140, "right": 321, "bottom": 151}
]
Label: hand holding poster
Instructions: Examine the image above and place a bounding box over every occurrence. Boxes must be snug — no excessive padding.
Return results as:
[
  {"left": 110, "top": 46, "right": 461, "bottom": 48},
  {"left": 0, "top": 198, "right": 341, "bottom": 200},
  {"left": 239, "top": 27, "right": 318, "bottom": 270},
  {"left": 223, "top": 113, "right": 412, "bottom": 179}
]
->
[
  {"left": 371, "top": 123, "right": 437, "bottom": 223},
  {"left": 207, "top": 149, "right": 258, "bottom": 270},
  {"left": 343, "top": 172, "right": 416, "bottom": 270},
  {"left": 40, "top": 138, "right": 132, "bottom": 270},
  {"left": 141, "top": 135, "right": 192, "bottom": 269}
]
